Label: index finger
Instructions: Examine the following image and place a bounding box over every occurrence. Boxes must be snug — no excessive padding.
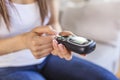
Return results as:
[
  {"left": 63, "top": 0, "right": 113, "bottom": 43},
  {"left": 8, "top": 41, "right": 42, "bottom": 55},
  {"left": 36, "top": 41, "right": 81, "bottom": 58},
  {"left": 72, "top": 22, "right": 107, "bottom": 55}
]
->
[{"left": 33, "top": 25, "right": 57, "bottom": 35}]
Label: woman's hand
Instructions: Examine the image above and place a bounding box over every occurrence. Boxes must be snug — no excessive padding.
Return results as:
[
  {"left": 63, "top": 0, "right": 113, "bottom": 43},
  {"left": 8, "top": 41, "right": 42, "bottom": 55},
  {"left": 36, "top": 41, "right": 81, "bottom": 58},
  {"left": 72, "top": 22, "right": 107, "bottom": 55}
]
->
[
  {"left": 51, "top": 31, "right": 86, "bottom": 60},
  {"left": 22, "top": 26, "right": 56, "bottom": 59},
  {"left": 51, "top": 31, "right": 73, "bottom": 60}
]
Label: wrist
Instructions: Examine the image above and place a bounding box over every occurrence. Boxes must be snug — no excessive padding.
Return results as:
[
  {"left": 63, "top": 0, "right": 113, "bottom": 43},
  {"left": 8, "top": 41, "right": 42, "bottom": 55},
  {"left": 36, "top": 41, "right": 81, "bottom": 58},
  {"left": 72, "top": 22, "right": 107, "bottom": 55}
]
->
[
  {"left": 49, "top": 23, "right": 62, "bottom": 32},
  {"left": 19, "top": 33, "right": 28, "bottom": 49}
]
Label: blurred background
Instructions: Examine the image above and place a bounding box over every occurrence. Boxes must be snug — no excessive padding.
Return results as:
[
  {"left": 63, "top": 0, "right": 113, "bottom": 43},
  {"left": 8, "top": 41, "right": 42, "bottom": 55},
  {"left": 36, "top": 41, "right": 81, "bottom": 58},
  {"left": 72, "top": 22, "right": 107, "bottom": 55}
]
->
[{"left": 59, "top": 0, "right": 120, "bottom": 78}]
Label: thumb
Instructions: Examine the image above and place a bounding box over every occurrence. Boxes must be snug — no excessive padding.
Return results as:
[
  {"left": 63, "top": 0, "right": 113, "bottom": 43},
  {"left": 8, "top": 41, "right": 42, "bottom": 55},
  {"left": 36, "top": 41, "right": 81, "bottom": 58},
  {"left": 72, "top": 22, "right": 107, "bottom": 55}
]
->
[
  {"left": 32, "top": 25, "right": 57, "bottom": 35},
  {"left": 59, "top": 31, "right": 74, "bottom": 36}
]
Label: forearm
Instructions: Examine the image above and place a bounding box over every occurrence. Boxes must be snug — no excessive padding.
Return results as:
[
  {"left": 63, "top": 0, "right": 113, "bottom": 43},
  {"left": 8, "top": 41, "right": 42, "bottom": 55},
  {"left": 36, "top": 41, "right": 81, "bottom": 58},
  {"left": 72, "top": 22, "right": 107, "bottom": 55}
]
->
[
  {"left": 47, "top": 0, "right": 62, "bottom": 32},
  {"left": 0, "top": 34, "right": 26, "bottom": 55}
]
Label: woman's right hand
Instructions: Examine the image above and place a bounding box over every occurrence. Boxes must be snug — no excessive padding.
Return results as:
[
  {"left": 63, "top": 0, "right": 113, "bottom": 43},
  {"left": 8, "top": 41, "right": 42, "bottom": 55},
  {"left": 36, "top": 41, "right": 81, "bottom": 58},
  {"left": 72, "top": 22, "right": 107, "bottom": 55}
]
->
[{"left": 22, "top": 26, "right": 56, "bottom": 59}]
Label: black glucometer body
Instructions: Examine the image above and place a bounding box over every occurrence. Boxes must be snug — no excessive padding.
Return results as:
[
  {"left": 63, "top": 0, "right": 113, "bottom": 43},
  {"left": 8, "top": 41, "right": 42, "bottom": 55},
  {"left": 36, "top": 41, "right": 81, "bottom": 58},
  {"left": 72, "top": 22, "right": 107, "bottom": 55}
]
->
[{"left": 56, "top": 35, "right": 96, "bottom": 54}]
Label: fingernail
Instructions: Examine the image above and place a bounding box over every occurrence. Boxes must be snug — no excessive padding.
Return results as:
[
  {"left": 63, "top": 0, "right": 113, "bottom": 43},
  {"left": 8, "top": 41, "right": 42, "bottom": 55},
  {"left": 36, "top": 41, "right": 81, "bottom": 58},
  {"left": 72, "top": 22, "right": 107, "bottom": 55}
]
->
[
  {"left": 53, "top": 39, "right": 58, "bottom": 44},
  {"left": 53, "top": 30, "right": 58, "bottom": 35},
  {"left": 53, "top": 39, "right": 58, "bottom": 47}
]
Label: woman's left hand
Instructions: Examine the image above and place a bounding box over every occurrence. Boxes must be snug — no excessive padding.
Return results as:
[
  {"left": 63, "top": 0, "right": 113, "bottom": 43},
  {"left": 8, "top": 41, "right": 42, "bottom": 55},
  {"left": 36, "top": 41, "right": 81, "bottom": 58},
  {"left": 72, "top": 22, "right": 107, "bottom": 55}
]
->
[
  {"left": 51, "top": 39, "right": 72, "bottom": 60},
  {"left": 51, "top": 31, "right": 73, "bottom": 60}
]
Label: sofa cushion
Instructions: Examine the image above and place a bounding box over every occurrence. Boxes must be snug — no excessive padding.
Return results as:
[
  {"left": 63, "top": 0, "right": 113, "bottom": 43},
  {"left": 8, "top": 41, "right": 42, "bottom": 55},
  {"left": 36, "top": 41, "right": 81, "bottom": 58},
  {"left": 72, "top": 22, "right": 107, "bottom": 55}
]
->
[{"left": 61, "top": 2, "right": 120, "bottom": 46}]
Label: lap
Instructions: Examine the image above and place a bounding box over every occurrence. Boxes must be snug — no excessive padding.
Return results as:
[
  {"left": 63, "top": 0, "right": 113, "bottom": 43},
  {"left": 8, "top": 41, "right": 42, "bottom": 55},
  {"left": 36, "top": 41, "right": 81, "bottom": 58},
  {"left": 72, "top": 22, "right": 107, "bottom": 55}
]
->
[
  {"left": 0, "top": 55, "right": 118, "bottom": 80},
  {"left": 3, "top": 71, "right": 45, "bottom": 80},
  {"left": 41, "top": 55, "right": 118, "bottom": 80},
  {"left": 0, "top": 66, "right": 45, "bottom": 80}
]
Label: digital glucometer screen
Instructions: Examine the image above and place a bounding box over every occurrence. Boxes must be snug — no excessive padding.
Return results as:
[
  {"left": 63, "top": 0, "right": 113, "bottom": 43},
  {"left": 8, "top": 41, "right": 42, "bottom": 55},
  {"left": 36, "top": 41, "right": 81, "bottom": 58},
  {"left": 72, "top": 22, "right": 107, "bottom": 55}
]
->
[{"left": 69, "top": 36, "right": 88, "bottom": 45}]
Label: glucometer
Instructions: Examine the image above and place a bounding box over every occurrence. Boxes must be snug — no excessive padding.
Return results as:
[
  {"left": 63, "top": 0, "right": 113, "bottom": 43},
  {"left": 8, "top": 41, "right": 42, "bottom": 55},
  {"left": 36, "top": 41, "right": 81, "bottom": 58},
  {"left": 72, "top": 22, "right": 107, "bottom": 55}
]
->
[{"left": 56, "top": 35, "right": 96, "bottom": 54}]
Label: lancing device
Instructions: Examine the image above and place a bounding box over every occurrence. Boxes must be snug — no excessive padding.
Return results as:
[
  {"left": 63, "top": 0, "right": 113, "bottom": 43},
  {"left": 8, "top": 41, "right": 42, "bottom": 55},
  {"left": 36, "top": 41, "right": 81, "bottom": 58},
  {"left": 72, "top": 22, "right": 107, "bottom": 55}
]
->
[{"left": 55, "top": 35, "right": 96, "bottom": 54}]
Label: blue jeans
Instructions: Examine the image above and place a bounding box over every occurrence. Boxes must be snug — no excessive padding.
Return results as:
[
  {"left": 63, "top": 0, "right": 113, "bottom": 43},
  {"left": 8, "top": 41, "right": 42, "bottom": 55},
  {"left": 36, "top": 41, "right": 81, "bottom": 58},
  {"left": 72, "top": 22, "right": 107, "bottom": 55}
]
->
[{"left": 0, "top": 55, "right": 118, "bottom": 80}]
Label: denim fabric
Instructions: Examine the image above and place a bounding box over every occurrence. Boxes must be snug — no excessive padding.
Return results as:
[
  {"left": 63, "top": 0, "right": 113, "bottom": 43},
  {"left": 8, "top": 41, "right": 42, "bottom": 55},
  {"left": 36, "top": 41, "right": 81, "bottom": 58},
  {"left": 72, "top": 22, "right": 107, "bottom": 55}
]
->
[
  {"left": 0, "top": 55, "right": 118, "bottom": 80},
  {"left": 0, "top": 62, "right": 46, "bottom": 80}
]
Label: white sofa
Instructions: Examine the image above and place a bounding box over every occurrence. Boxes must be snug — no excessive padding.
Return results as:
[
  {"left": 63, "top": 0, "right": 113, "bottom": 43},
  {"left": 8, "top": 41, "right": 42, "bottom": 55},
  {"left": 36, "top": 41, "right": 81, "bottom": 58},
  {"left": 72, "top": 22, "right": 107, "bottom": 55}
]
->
[{"left": 60, "top": 1, "right": 120, "bottom": 74}]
